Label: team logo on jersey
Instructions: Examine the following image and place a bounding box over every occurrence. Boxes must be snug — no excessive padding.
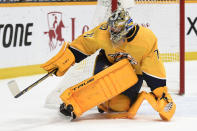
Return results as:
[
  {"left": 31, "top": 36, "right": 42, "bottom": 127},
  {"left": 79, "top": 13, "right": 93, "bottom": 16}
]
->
[
  {"left": 44, "top": 12, "right": 65, "bottom": 51},
  {"left": 99, "top": 23, "right": 108, "bottom": 30},
  {"left": 108, "top": 52, "right": 138, "bottom": 65}
]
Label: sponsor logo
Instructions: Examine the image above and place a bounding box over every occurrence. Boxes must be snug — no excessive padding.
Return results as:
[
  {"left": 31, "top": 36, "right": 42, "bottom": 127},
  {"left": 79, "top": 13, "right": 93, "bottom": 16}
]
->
[
  {"left": 137, "top": 22, "right": 150, "bottom": 28},
  {"left": 44, "top": 12, "right": 65, "bottom": 51},
  {"left": 72, "top": 78, "right": 95, "bottom": 91},
  {"left": 44, "top": 12, "right": 91, "bottom": 51},
  {"left": 0, "top": 23, "right": 33, "bottom": 48},
  {"left": 187, "top": 17, "right": 197, "bottom": 36}
]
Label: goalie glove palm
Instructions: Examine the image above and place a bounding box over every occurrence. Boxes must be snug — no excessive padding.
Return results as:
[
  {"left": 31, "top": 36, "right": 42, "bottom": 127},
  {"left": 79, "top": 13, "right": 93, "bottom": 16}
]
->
[{"left": 41, "top": 42, "right": 75, "bottom": 76}]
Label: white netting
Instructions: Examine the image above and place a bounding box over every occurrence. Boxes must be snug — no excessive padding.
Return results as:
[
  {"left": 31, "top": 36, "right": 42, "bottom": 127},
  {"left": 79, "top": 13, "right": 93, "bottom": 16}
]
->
[
  {"left": 131, "top": 1, "right": 180, "bottom": 94},
  {"left": 91, "top": 0, "right": 135, "bottom": 28}
]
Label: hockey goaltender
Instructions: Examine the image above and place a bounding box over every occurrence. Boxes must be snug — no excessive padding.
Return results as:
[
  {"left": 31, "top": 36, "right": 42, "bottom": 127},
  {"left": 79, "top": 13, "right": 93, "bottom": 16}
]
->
[{"left": 41, "top": 8, "right": 176, "bottom": 121}]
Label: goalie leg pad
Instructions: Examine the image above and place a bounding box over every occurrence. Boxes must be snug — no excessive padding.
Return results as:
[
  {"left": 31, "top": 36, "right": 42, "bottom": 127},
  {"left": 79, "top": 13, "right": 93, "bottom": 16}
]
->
[
  {"left": 60, "top": 59, "right": 138, "bottom": 118},
  {"left": 127, "top": 91, "right": 146, "bottom": 118},
  {"left": 142, "top": 87, "right": 176, "bottom": 121},
  {"left": 158, "top": 100, "right": 176, "bottom": 121},
  {"left": 152, "top": 87, "right": 176, "bottom": 121},
  {"left": 109, "top": 94, "right": 131, "bottom": 112},
  {"left": 98, "top": 94, "right": 131, "bottom": 113},
  {"left": 127, "top": 90, "right": 176, "bottom": 121}
]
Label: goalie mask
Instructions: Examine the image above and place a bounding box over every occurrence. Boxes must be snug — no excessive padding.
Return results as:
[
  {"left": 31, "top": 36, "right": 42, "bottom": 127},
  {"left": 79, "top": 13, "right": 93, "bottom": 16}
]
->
[{"left": 108, "top": 8, "right": 134, "bottom": 44}]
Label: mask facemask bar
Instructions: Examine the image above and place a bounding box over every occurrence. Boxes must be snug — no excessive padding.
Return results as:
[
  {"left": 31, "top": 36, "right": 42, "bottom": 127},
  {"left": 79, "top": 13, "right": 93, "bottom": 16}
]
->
[{"left": 108, "top": 8, "right": 134, "bottom": 44}]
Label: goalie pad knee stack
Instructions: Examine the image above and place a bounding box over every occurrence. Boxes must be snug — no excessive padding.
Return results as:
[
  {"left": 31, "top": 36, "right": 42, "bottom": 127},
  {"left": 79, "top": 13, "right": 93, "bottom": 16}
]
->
[{"left": 60, "top": 59, "right": 138, "bottom": 119}]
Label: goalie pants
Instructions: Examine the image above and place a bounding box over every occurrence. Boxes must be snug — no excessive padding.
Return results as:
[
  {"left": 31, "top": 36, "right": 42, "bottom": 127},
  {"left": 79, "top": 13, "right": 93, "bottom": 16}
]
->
[{"left": 94, "top": 49, "right": 143, "bottom": 106}]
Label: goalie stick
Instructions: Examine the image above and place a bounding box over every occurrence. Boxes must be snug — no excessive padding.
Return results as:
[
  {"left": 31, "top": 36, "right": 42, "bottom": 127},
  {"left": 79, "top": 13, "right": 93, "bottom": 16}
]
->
[{"left": 8, "top": 69, "right": 57, "bottom": 98}]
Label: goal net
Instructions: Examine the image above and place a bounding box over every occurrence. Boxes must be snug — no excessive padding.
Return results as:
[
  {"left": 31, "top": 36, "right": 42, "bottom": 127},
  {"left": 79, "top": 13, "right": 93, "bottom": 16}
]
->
[
  {"left": 130, "top": 0, "right": 185, "bottom": 95},
  {"left": 91, "top": 0, "right": 184, "bottom": 95},
  {"left": 45, "top": 0, "right": 185, "bottom": 108}
]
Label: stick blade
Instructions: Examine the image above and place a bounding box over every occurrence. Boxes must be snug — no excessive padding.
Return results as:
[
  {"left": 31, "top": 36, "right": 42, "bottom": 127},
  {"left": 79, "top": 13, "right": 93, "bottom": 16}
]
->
[{"left": 8, "top": 80, "right": 20, "bottom": 97}]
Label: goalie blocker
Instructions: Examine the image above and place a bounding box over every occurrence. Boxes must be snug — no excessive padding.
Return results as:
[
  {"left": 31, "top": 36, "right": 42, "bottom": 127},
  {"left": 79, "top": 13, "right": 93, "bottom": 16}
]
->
[{"left": 60, "top": 59, "right": 138, "bottom": 119}]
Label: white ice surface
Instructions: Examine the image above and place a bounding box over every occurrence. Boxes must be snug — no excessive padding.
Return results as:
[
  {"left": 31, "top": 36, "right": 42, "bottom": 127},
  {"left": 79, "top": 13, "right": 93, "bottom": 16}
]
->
[{"left": 0, "top": 61, "right": 197, "bottom": 131}]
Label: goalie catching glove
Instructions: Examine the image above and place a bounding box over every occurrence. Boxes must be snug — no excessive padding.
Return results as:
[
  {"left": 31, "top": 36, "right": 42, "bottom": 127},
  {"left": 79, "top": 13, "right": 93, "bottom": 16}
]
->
[{"left": 41, "top": 42, "right": 75, "bottom": 76}]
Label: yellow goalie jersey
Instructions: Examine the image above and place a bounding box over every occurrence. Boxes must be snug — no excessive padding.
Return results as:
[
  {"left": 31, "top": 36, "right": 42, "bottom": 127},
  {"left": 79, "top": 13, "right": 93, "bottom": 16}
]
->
[{"left": 70, "top": 23, "right": 166, "bottom": 80}]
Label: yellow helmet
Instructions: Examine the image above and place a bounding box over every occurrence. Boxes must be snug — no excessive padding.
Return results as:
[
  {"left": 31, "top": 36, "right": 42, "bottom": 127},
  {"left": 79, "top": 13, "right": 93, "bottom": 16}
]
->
[{"left": 108, "top": 8, "right": 134, "bottom": 43}]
